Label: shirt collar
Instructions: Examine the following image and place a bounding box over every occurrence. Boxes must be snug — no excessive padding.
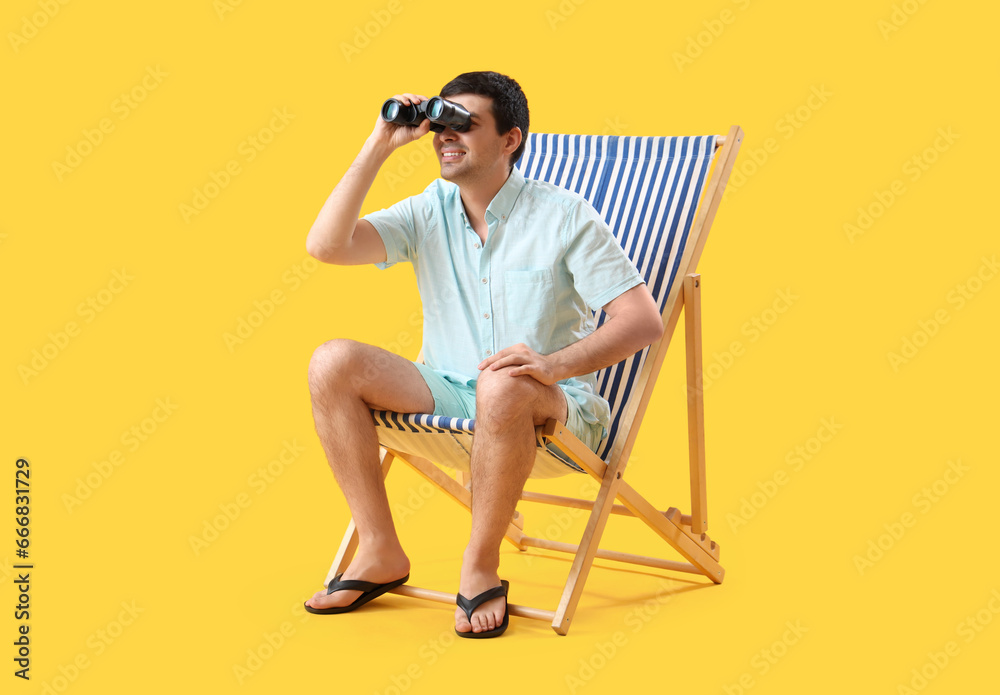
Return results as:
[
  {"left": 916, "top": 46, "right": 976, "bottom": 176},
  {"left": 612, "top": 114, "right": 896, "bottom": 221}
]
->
[{"left": 485, "top": 166, "right": 526, "bottom": 224}]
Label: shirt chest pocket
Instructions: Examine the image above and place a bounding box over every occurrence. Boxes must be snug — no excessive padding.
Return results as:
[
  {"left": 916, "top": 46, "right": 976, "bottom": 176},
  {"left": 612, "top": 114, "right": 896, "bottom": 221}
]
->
[{"left": 503, "top": 268, "right": 555, "bottom": 328}]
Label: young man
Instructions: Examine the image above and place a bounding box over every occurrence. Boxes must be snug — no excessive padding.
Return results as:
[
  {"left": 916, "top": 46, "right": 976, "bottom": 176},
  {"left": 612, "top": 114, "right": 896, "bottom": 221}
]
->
[{"left": 303, "top": 71, "right": 663, "bottom": 637}]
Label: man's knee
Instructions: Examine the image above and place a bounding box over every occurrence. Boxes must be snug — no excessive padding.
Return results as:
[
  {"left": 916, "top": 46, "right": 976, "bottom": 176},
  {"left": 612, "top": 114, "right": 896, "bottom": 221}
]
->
[
  {"left": 308, "top": 338, "right": 377, "bottom": 394},
  {"left": 475, "top": 367, "right": 559, "bottom": 424}
]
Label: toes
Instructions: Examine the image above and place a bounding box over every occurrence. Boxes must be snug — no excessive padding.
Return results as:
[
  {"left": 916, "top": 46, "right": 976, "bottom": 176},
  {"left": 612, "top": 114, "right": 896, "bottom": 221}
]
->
[
  {"left": 461, "top": 597, "right": 503, "bottom": 633},
  {"left": 305, "top": 589, "right": 326, "bottom": 608},
  {"left": 312, "top": 589, "right": 362, "bottom": 609},
  {"left": 455, "top": 610, "right": 472, "bottom": 633}
]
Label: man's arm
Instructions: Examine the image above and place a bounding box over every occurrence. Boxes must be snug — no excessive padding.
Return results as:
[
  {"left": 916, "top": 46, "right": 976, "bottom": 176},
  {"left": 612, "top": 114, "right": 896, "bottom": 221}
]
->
[
  {"left": 306, "top": 94, "right": 431, "bottom": 265},
  {"left": 478, "top": 283, "right": 664, "bottom": 385}
]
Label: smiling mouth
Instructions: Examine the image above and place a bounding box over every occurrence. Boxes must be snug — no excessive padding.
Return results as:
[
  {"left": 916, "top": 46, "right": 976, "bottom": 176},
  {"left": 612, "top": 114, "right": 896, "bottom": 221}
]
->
[{"left": 441, "top": 151, "right": 466, "bottom": 161}]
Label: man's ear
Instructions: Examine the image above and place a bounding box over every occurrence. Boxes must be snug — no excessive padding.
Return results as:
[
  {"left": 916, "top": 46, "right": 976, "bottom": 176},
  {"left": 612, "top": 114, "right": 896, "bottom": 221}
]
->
[{"left": 504, "top": 127, "right": 522, "bottom": 159}]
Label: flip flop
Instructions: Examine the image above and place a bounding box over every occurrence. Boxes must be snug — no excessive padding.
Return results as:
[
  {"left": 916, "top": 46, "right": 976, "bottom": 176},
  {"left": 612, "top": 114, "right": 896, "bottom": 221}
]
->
[
  {"left": 455, "top": 579, "right": 510, "bottom": 639},
  {"left": 304, "top": 572, "right": 409, "bottom": 614}
]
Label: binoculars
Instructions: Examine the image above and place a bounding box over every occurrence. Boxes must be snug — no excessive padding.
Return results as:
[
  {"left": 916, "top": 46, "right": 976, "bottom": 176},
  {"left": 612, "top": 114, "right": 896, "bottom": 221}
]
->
[{"left": 380, "top": 96, "right": 471, "bottom": 133}]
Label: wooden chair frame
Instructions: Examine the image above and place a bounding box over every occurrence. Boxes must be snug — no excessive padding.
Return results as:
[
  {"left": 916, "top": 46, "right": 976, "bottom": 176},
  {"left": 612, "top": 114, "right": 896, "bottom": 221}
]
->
[{"left": 326, "top": 126, "right": 744, "bottom": 635}]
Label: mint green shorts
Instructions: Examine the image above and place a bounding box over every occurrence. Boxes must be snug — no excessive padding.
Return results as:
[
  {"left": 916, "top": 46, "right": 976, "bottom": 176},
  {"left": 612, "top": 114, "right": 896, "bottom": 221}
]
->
[{"left": 411, "top": 362, "right": 606, "bottom": 457}]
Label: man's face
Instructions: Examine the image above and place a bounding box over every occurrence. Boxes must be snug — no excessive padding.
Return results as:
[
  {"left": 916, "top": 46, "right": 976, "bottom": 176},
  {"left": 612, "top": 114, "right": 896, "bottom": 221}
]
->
[{"left": 432, "top": 93, "right": 515, "bottom": 184}]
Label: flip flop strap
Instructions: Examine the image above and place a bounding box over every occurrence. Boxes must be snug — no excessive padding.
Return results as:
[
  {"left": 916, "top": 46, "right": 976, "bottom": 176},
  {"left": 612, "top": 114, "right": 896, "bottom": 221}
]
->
[
  {"left": 456, "top": 584, "right": 507, "bottom": 620},
  {"left": 326, "top": 574, "right": 381, "bottom": 595}
]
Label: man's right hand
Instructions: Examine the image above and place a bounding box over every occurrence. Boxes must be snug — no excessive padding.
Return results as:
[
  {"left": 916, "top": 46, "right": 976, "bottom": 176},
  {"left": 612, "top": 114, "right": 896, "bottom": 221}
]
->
[
  {"left": 367, "top": 93, "right": 433, "bottom": 155},
  {"left": 307, "top": 93, "right": 431, "bottom": 265}
]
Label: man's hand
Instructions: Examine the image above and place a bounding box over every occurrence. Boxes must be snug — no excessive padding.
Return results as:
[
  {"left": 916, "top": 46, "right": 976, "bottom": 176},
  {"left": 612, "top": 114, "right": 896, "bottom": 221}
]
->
[
  {"left": 478, "top": 343, "right": 563, "bottom": 386},
  {"left": 367, "top": 93, "right": 432, "bottom": 156},
  {"left": 307, "top": 92, "right": 433, "bottom": 264},
  {"left": 476, "top": 286, "right": 663, "bottom": 388}
]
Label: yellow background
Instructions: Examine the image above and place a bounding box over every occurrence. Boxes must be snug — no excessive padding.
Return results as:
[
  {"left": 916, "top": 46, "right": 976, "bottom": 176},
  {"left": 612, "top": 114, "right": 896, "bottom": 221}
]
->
[{"left": 3, "top": 0, "right": 997, "bottom": 693}]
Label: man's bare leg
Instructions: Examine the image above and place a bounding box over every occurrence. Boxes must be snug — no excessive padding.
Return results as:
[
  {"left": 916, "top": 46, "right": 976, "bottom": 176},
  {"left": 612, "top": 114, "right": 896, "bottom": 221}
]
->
[
  {"left": 305, "top": 339, "right": 435, "bottom": 611},
  {"left": 455, "top": 366, "right": 568, "bottom": 634}
]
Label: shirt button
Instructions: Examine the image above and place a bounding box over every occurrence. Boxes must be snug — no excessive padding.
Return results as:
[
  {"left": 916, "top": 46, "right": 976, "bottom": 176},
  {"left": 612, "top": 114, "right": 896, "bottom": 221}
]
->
[
  {"left": 483, "top": 313, "right": 490, "bottom": 319},
  {"left": 485, "top": 349, "right": 492, "bottom": 356},
  {"left": 481, "top": 277, "right": 488, "bottom": 284},
  {"left": 473, "top": 242, "right": 480, "bottom": 249}
]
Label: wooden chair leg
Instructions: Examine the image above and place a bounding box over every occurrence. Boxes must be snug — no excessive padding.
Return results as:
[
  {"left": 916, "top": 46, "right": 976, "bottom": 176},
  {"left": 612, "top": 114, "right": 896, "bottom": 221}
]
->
[
  {"left": 550, "top": 461, "right": 626, "bottom": 634},
  {"left": 613, "top": 480, "right": 724, "bottom": 583},
  {"left": 685, "top": 273, "right": 708, "bottom": 534}
]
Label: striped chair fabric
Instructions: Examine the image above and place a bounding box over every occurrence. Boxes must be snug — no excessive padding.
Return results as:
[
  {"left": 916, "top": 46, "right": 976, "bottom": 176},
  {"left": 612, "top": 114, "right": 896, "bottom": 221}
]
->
[{"left": 372, "top": 132, "right": 718, "bottom": 479}]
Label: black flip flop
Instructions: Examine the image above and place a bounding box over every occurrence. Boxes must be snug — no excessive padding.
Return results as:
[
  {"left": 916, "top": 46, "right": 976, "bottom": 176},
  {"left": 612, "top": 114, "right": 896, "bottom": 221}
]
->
[
  {"left": 455, "top": 579, "right": 510, "bottom": 638},
  {"left": 304, "top": 572, "right": 409, "bottom": 614}
]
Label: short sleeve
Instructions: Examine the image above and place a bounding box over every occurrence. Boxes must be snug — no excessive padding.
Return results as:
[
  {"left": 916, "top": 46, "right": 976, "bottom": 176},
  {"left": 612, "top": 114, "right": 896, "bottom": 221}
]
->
[
  {"left": 362, "top": 195, "right": 423, "bottom": 270},
  {"left": 562, "top": 200, "right": 644, "bottom": 311}
]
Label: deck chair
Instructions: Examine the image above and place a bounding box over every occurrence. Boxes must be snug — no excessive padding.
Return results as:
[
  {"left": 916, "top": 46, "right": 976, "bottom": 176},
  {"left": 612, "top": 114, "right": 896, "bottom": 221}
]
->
[{"left": 326, "top": 126, "right": 744, "bottom": 635}]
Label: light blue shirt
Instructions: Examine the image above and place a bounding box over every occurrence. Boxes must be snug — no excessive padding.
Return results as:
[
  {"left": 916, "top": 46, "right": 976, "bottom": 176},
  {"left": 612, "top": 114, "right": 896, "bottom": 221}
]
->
[{"left": 363, "top": 165, "right": 644, "bottom": 436}]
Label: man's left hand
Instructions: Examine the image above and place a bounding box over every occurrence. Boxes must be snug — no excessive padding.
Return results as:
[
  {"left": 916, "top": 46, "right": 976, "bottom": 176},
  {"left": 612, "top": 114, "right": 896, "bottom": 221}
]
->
[{"left": 478, "top": 344, "right": 562, "bottom": 385}]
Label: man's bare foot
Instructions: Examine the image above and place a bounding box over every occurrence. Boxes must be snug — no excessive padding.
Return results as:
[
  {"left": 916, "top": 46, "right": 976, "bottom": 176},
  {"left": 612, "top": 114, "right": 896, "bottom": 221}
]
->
[
  {"left": 305, "top": 547, "right": 410, "bottom": 611},
  {"left": 455, "top": 565, "right": 507, "bottom": 634}
]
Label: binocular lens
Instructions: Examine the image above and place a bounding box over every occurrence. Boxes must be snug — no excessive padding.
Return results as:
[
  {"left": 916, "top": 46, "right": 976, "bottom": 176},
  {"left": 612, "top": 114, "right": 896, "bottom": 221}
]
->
[
  {"left": 425, "top": 97, "right": 471, "bottom": 132},
  {"left": 380, "top": 98, "right": 425, "bottom": 126}
]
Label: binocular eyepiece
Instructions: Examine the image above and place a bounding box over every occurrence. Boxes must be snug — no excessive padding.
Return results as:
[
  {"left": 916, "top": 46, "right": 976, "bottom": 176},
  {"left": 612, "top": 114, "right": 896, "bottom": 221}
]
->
[{"left": 380, "top": 96, "right": 471, "bottom": 133}]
